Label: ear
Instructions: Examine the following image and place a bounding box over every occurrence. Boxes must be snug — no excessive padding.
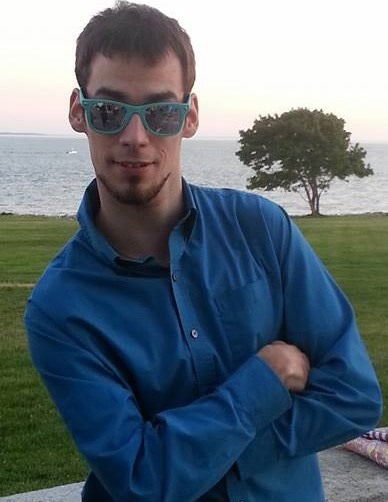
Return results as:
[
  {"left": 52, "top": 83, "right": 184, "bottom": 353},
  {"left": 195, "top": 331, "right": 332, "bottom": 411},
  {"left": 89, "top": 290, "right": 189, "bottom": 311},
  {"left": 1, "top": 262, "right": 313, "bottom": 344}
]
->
[
  {"left": 182, "top": 93, "right": 199, "bottom": 139},
  {"left": 68, "top": 88, "right": 87, "bottom": 134}
]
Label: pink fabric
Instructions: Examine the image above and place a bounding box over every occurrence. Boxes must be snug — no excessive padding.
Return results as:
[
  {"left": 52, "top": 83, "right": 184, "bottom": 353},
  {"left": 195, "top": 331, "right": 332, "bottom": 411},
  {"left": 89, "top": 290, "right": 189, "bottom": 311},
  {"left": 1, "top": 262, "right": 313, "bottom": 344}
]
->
[{"left": 343, "top": 428, "right": 388, "bottom": 469}]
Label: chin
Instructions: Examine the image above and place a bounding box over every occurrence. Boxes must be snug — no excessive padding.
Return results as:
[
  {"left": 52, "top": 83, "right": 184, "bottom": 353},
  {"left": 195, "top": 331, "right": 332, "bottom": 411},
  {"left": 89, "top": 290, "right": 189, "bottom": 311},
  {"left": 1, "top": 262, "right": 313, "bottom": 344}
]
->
[{"left": 98, "top": 173, "right": 171, "bottom": 206}]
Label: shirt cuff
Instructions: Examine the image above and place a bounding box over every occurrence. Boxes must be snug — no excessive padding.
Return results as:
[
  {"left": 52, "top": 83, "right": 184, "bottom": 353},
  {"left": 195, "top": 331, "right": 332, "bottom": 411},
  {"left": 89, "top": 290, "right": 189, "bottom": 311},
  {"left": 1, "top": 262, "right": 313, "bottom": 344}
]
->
[{"left": 223, "top": 355, "right": 292, "bottom": 431}]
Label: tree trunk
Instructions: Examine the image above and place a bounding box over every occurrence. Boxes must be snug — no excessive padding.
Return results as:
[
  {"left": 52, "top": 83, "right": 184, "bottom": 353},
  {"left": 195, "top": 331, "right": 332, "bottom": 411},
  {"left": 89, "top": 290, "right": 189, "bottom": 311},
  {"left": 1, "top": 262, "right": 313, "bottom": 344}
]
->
[
  {"left": 316, "top": 193, "right": 321, "bottom": 215},
  {"left": 308, "top": 183, "right": 321, "bottom": 216},
  {"left": 302, "top": 179, "right": 321, "bottom": 216},
  {"left": 310, "top": 205, "right": 320, "bottom": 216}
]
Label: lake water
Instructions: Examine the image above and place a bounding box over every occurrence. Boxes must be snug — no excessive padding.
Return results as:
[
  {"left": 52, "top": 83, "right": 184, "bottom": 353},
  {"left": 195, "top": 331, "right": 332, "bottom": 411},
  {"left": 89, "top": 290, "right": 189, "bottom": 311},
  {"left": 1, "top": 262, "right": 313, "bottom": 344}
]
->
[{"left": 0, "top": 135, "right": 387, "bottom": 216}]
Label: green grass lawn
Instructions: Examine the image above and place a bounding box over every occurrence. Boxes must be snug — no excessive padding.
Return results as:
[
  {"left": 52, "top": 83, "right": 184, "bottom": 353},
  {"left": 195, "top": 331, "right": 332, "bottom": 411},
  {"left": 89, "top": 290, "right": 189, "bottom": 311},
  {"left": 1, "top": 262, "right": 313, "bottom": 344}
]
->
[
  {"left": 1, "top": 213, "right": 387, "bottom": 496},
  {"left": 0, "top": 216, "right": 87, "bottom": 496}
]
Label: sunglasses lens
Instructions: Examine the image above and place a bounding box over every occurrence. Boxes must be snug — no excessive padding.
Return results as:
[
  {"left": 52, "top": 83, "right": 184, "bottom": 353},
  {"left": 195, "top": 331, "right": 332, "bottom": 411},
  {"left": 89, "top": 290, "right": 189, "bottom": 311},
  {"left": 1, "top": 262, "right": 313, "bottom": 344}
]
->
[
  {"left": 145, "top": 104, "right": 182, "bottom": 135},
  {"left": 89, "top": 102, "right": 126, "bottom": 132}
]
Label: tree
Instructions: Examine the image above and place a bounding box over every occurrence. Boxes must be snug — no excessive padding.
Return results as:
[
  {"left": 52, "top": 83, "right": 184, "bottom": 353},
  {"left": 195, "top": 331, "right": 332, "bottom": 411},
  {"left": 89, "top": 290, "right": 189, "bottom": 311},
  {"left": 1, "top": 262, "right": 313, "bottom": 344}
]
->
[{"left": 236, "top": 108, "right": 373, "bottom": 216}]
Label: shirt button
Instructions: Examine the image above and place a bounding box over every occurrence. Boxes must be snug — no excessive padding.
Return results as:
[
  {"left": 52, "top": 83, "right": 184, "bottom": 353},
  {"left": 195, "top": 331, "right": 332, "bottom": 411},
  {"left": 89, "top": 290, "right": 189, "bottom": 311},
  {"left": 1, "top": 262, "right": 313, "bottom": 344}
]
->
[
  {"left": 190, "top": 329, "right": 199, "bottom": 339},
  {"left": 172, "top": 272, "right": 178, "bottom": 282}
]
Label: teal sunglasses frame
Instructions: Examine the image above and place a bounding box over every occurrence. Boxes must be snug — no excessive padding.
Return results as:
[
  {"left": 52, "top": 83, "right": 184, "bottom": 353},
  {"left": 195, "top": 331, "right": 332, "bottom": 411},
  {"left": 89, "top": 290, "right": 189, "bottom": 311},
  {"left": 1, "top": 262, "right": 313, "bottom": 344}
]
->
[{"left": 79, "top": 89, "right": 191, "bottom": 137}]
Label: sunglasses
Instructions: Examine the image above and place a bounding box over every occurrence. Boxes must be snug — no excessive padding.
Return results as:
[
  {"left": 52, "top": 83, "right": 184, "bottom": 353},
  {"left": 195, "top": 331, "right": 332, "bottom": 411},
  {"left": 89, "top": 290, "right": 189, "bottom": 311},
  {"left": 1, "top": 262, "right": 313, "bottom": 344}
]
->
[{"left": 79, "top": 89, "right": 191, "bottom": 137}]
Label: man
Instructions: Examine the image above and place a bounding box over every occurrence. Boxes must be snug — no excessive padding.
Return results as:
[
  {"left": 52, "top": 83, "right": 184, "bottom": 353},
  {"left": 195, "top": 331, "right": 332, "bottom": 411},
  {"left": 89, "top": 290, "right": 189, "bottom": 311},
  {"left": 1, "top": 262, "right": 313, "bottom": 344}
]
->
[{"left": 25, "top": 2, "right": 382, "bottom": 501}]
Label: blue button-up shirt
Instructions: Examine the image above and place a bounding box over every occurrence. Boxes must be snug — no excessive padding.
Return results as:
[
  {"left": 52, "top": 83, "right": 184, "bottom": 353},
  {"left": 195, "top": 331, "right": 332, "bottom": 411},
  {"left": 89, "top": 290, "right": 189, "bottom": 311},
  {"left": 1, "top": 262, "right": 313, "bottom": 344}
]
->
[{"left": 25, "top": 179, "right": 381, "bottom": 501}]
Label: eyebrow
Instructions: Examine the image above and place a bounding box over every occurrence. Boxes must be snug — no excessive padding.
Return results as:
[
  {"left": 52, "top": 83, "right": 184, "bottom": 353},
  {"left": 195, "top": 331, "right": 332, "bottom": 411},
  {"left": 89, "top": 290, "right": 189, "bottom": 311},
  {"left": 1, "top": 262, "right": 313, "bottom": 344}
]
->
[{"left": 92, "top": 87, "right": 181, "bottom": 103}]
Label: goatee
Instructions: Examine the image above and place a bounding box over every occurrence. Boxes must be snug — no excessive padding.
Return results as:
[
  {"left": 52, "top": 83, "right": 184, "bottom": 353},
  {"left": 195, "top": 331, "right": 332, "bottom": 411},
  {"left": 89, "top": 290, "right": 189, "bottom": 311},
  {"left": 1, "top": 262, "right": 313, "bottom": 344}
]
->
[{"left": 97, "top": 173, "right": 170, "bottom": 206}]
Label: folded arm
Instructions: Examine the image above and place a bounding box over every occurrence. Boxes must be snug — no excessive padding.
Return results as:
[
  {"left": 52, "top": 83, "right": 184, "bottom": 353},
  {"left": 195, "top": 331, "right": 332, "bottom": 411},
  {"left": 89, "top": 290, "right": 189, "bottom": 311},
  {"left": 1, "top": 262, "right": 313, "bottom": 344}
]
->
[
  {"left": 236, "top": 209, "right": 382, "bottom": 479},
  {"left": 25, "top": 302, "right": 291, "bottom": 502}
]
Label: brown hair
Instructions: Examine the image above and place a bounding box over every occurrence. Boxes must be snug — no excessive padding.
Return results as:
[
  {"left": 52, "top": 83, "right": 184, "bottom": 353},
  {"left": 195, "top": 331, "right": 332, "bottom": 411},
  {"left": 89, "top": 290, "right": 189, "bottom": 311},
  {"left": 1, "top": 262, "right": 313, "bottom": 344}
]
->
[{"left": 75, "top": 1, "right": 196, "bottom": 94}]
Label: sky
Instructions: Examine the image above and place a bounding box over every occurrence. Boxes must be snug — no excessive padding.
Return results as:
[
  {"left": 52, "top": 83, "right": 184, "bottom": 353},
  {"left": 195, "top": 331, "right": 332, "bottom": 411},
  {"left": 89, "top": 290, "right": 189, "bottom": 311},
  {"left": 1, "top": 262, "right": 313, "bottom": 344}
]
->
[{"left": 1, "top": 0, "right": 388, "bottom": 141}]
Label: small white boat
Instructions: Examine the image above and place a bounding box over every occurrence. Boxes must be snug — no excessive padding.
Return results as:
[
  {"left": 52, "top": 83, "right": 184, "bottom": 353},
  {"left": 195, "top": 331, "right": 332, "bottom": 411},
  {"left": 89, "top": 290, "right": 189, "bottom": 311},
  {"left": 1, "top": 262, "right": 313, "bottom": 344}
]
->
[{"left": 66, "top": 148, "right": 77, "bottom": 154}]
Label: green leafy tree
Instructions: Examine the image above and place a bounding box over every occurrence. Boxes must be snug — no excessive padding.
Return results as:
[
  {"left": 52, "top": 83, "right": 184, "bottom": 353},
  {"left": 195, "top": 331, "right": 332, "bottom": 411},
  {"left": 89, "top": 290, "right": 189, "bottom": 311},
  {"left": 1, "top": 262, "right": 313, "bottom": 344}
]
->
[{"left": 236, "top": 108, "right": 373, "bottom": 216}]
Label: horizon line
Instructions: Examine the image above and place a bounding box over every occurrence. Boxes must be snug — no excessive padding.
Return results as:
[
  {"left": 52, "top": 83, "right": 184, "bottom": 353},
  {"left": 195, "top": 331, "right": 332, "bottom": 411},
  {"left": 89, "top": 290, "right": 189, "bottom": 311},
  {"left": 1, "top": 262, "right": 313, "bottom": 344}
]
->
[{"left": 1, "top": 132, "right": 387, "bottom": 144}]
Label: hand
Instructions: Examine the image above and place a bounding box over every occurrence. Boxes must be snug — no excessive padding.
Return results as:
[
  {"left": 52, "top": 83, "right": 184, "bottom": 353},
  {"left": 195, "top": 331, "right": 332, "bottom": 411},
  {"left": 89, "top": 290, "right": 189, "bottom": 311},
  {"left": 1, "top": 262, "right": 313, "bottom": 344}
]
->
[{"left": 256, "top": 341, "right": 310, "bottom": 392}]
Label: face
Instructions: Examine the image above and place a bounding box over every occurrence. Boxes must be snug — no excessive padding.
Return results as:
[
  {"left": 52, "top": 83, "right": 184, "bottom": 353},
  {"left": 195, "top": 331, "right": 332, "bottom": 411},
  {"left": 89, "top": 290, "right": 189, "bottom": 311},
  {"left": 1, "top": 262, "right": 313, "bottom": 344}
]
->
[{"left": 69, "top": 52, "right": 198, "bottom": 208}]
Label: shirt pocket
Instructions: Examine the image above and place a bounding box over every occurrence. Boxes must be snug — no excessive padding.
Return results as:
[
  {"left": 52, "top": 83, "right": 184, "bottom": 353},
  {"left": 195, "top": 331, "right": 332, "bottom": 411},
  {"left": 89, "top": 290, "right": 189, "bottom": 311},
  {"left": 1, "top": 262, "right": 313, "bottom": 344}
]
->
[{"left": 215, "top": 279, "right": 279, "bottom": 365}]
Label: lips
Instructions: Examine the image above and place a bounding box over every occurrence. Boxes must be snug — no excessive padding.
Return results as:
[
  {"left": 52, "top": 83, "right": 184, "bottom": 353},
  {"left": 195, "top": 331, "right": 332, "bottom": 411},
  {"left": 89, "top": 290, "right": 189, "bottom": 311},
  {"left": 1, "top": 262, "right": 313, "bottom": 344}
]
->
[{"left": 115, "top": 161, "right": 154, "bottom": 168}]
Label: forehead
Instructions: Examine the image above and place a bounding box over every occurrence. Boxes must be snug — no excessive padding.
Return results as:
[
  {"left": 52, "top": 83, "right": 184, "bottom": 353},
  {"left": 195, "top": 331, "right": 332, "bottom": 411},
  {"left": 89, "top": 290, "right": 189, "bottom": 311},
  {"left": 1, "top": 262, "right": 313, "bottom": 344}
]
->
[{"left": 86, "top": 52, "right": 185, "bottom": 101}]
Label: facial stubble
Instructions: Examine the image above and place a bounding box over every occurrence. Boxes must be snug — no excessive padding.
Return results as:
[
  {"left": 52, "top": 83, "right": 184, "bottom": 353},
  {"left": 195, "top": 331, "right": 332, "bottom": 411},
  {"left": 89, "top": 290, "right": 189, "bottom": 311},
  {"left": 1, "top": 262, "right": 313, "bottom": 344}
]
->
[{"left": 97, "top": 171, "right": 171, "bottom": 206}]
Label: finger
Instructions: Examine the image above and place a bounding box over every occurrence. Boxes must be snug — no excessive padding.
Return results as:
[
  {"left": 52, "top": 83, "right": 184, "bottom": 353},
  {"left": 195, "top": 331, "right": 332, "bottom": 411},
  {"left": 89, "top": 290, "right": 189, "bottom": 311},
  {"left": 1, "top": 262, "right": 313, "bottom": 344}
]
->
[{"left": 302, "top": 353, "right": 311, "bottom": 371}]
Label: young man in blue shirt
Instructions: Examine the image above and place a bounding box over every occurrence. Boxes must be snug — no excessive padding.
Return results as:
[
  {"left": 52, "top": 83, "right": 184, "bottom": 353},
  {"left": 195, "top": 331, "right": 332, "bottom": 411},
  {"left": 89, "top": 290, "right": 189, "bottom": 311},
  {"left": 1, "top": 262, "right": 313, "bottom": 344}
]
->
[{"left": 25, "top": 2, "right": 382, "bottom": 501}]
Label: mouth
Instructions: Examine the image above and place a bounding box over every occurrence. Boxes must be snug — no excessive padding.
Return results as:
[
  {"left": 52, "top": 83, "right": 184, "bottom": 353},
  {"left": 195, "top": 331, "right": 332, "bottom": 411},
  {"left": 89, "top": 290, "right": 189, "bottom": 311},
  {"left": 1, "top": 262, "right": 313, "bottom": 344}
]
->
[{"left": 114, "top": 160, "right": 155, "bottom": 169}]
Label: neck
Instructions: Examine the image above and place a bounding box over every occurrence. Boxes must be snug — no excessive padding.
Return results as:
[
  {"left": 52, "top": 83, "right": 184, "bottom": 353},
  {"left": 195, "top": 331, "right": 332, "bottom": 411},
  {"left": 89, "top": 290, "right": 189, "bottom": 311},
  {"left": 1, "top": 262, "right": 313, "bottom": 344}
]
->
[{"left": 95, "top": 179, "right": 185, "bottom": 266}]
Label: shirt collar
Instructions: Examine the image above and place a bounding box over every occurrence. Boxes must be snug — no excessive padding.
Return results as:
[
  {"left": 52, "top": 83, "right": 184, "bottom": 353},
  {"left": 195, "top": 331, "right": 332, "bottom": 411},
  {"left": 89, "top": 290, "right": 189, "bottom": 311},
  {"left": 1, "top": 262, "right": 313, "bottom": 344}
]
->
[
  {"left": 180, "top": 178, "right": 198, "bottom": 243},
  {"left": 77, "top": 178, "right": 198, "bottom": 267}
]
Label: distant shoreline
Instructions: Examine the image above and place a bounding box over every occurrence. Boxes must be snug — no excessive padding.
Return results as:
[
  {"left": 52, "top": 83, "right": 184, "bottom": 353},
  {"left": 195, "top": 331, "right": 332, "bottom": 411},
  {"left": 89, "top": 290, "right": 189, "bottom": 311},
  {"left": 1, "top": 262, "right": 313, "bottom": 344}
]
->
[
  {"left": 0, "top": 132, "right": 239, "bottom": 141},
  {"left": 0, "top": 132, "right": 49, "bottom": 136},
  {"left": 1, "top": 133, "right": 388, "bottom": 144}
]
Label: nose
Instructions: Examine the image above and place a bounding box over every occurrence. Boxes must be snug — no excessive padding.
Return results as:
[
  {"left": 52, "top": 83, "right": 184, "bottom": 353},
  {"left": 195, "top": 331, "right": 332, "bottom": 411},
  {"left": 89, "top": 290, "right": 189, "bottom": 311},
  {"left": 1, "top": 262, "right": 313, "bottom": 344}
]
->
[{"left": 118, "top": 113, "right": 150, "bottom": 146}]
